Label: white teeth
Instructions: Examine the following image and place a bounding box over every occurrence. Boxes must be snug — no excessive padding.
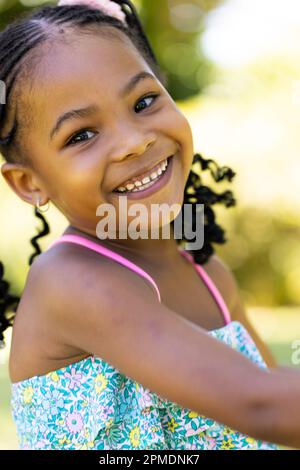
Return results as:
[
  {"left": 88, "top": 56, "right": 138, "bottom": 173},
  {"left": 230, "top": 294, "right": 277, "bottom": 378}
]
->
[
  {"left": 142, "top": 176, "right": 151, "bottom": 185},
  {"left": 115, "top": 157, "right": 170, "bottom": 193},
  {"left": 132, "top": 181, "right": 154, "bottom": 192}
]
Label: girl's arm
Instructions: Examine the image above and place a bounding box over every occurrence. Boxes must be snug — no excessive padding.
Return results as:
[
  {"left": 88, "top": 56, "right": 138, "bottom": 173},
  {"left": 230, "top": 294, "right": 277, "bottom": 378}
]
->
[{"left": 33, "top": 249, "right": 300, "bottom": 449}]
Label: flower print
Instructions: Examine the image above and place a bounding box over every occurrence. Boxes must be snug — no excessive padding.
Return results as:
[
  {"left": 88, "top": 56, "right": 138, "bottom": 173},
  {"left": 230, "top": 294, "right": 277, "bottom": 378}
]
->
[
  {"left": 151, "top": 425, "right": 161, "bottom": 433},
  {"left": 167, "top": 418, "right": 179, "bottom": 433},
  {"left": 84, "top": 427, "right": 94, "bottom": 446},
  {"left": 105, "top": 418, "right": 114, "bottom": 431},
  {"left": 36, "top": 441, "right": 49, "bottom": 450},
  {"left": 116, "top": 401, "right": 128, "bottom": 419},
  {"left": 35, "top": 406, "right": 49, "bottom": 423},
  {"left": 65, "top": 368, "right": 83, "bottom": 390},
  {"left": 220, "top": 438, "right": 235, "bottom": 450},
  {"left": 129, "top": 426, "right": 141, "bottom": 448},
  {"left": 36, "top": 436, "right": 53, "bottom": 449},
  {"left": 35, "top": 407, "right": 48, "bottom": 430},
  {"left": 188, "top": 443, "right": 199, "bottom": 450},
  {"left": 58, "top": 435, "right": 72, "bottom": 446},
  {"left": 138, "top": 388, "right": 156, "bottom": 408},
  {"left": 186, "top": 428, "right": 199, "bottom": 438},
  {"left": 204, "top": 435, "right": 217, "bottom": 450},
  {"left": 149, "top": 425, "right": 161, "bottom": 440},
  {"left": 11, "top": 320, "right": 280, "bottom": 450},
  {"left": 101, "top": 404, "right": 114, "bottom": 421},
  {"left": 22, "top": 386, "right": 34, "bottom": 404},
  {"left": 66, "top": 411, "right": 84, "bottom": 434},
  {"left": 22, "top": 442, "right": 31, "bottom": 450},
  {"left": 223, "top": 426, "right": 234, "bottom": 437},
  {"left": 42, "top": 389, "right": 65, "bottom": 416},
  {"left": 49, "top": 372, "right": 59, "bottom": 382},
  {"left": 83, "top": 430, "right": 95, "bottom": 449},
  {"left": 38, "top": 422, "right": 48, "bottom": 435},
  {"left": 122, "top": 392, "right": 139, "bottom": 412},
  {"left": 141, "top": 406, "right": 151, "bottom": 416},
  {"left": 245, "top": 436, "right": 258, "bottom": 448},
  {"left": 95, "top": 373, "right": 108, "bottom": 393}
]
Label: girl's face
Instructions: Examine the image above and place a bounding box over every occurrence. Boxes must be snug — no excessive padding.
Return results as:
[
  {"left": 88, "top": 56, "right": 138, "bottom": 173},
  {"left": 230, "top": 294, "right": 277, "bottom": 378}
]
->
[{"left": 1, "top": 29, "right": 194, "bottom": 235}]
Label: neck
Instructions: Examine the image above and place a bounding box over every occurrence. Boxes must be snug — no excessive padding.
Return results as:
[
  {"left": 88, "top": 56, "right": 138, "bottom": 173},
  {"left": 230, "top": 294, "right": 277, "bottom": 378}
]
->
[{"left": 63, "top": 224, "right": 183, "bottom": 267}]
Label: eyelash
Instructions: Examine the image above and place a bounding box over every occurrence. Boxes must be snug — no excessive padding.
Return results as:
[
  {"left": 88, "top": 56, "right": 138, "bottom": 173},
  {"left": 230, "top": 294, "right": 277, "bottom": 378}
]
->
[{"left": 65, "top": 93, "right": 160, "bottom": 147}]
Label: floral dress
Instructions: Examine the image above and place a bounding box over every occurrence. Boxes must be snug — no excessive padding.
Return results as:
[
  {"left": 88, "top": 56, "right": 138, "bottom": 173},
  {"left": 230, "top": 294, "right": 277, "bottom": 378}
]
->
[{"left": 10, "top": 234, "right": 280, "bottom": 450}]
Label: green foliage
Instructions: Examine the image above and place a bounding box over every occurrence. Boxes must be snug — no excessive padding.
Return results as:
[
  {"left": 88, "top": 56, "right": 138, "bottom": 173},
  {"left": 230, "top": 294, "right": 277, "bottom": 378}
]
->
[
  {"left": 0, "top": 1, "right": 31, "bottom": 30},
  {"left": 0, "top": 0, "right": 225, "bottom": 99},
  {"left": 139, "top": 0, "right": 221, "bottom": 99},
  {"left": 216, "top": 206, "right": 300, "bottom": 307}
]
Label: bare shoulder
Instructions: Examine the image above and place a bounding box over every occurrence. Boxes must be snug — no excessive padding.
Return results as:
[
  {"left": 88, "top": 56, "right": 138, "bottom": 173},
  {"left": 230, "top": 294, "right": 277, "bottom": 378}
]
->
[
  {"left": 30, "top": 240, "right": 158, "bottom": 313},
  {"left": 201, "top": 253, "right": 239, "bottom": 312},
  {"left": 9, "top": 242, "right": 159, "bottom": 383},
  {"left": 29, "top": 241, "right": 159, "bottom": 347}
]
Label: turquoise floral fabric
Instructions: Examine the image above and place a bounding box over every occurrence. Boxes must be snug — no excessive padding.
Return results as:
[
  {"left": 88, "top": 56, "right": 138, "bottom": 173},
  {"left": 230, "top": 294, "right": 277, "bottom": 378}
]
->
[{"left": 10, "top": 321, "right": 280, "bottom": 450}]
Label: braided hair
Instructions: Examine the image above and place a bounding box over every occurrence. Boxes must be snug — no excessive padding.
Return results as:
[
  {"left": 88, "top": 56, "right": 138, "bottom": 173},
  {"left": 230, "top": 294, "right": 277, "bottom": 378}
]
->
[{"left": 0, "top": 0, "right": 236, "bottom": 348}]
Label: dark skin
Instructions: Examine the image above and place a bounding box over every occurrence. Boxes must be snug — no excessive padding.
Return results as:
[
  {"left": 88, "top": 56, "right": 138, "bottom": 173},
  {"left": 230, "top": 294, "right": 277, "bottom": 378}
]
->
[{"left": 5, "top": 29, "right": 300, "bottom": 449}]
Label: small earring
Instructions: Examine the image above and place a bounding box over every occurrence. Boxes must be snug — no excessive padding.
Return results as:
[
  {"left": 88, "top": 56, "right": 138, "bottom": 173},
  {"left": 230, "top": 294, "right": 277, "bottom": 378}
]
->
[{"left": 35, "top": 195, "right": 50, "bottom": 213}]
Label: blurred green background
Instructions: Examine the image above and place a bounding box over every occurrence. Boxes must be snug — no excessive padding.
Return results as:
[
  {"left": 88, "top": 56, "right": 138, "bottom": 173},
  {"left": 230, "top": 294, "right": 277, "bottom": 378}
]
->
[{"left": 1, "top": 0, "right": 300, "bottom": 450}]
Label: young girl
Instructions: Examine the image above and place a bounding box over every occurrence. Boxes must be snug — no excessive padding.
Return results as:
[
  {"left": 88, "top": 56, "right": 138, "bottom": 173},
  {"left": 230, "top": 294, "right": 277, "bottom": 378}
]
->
[{"left": 0, "top": 0, "right": 299, "bottom": 451}]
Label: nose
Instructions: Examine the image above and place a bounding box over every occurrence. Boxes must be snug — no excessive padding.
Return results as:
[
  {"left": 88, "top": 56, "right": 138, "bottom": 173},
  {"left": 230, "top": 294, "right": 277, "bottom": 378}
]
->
[{"left": 109, "top": 123, "right": 157, "bottom": 163}]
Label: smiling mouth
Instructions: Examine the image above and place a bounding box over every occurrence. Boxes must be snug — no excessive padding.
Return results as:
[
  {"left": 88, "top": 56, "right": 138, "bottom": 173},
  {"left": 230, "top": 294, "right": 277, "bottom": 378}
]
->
[{"left": 113, "top": 156, "right": 173, "bottom": 194}]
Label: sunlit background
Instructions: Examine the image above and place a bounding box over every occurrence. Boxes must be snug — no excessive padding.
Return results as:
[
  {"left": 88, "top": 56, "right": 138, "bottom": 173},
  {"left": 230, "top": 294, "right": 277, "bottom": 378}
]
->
[{"left": 1, "top": 0, "right": 300, "bottom": 449}]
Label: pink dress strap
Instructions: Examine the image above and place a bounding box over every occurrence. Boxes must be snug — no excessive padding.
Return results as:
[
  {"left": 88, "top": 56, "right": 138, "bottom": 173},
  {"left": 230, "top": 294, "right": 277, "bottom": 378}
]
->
[
  {"left": 48, "top": 234, "right": 162, "bottom": 303},
  {"left": 48, "top": 234, "right": 231, "bottom": 325},
  {"left": 178, "top": 249, "right": 231, "bottom": 326}
]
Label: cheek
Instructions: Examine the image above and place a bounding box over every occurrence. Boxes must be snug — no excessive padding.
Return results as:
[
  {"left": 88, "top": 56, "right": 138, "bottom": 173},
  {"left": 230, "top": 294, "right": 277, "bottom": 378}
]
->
[
  {"left": 182, "top": 115, "right": 194, "bottom": 164},
  {"left": 169, "top": 109, "right": 194, "bottom": 179},
  {"left": 164, "top": 102, "right": 194, "bottom": 149}
]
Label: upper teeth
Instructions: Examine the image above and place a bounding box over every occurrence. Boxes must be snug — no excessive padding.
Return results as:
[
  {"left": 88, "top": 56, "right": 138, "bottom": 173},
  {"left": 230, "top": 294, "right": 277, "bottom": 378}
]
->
[{"left": 115, "top": 159, "right": 169, "bottom": 193}]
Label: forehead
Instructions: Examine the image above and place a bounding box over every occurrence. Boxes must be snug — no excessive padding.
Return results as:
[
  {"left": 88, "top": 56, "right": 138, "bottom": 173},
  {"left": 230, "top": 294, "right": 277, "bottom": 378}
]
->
[{"left": 24, "top": 30, "right": 151, "bottom": 127}]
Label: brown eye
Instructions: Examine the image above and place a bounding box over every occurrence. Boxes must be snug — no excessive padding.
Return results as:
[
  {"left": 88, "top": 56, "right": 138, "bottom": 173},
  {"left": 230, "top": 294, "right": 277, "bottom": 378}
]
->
[
  {"left": 65, "top": 129, "right": 97, "bottom": 147},
  {"left": 135, "top": 94, "right": 160, "bottom": 113}
]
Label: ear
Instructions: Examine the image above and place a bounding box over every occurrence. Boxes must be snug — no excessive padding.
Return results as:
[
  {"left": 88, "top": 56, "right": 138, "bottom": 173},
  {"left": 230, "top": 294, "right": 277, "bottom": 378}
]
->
[{"left": 1, "top": 162, "right": 48, "bottom": 206}]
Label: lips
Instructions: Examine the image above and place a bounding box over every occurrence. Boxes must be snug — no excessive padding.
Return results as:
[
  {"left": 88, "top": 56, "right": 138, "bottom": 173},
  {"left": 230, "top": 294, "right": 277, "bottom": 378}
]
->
[
  {"left": 112, "top": 155, "right": 174, "bottom": 192},
  {"left": 115, "top": 154, "right": 175, "bottom": 199}
]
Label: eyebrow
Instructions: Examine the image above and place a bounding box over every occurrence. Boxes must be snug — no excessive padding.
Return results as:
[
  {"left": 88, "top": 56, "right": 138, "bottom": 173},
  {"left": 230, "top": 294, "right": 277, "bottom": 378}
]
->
[{"left": 49, "top": 71, "right": 157, "bottom": 141}]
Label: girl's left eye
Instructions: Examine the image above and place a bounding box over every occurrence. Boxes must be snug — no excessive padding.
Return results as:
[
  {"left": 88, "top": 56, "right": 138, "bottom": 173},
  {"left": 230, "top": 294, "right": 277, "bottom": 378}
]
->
[
  {"left": 65, "top": 94, "right": 160, "bottom": 147},
  {"left": 135, "top": 93, "right": 160, "bottom": 113},
  {"left": 65, "top": 129, "right": 97, "bottom": 147}
]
